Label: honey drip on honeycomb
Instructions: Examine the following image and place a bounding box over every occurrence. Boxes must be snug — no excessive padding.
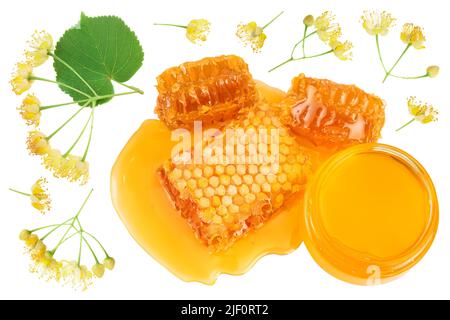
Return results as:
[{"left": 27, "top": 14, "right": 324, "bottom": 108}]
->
[{"left": 280, "top": 74, "right": 385, "bottom": 148}]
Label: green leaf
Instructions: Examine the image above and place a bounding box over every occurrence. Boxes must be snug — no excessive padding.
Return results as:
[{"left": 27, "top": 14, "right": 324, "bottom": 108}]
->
[{"left": 53, "top": 13, "right": 144, "bottom": 105}]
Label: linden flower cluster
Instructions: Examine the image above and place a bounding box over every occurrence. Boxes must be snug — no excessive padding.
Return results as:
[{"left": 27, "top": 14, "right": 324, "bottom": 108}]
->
[
  {"left": 236, "top": 11, "right": 284, "bottom": 52},
  {"left": 154, "top": 19, "right": 211, "bottom": 45},
  {"left": 397, "top": 97, "right": 438, "bottom": 131},
  {"left": 10, "top": 178, "right": 52, "bottom": 214},
  {"left": 18, "top": 190, "right": 115, "bottom": 290},
  {"left": 361, "top": 10, "right": 439, "bottom": 83},
  {"left": 12, "top": 27, "right": 144, "bottom": 184},
  {"left": 269, "top": 11, "right": 353, "bottom": 72},
  {"left": 27, "top": 130, "right": 90, "bottom": 184}
]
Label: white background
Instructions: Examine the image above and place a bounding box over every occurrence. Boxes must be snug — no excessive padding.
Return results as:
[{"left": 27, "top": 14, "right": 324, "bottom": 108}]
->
[{"left": 0, "top": 0, "right": 448, "bottom": 299}]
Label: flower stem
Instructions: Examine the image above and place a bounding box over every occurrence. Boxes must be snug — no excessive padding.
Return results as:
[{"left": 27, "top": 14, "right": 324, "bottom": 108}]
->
[
  {"left": 77, "top": 229, "right": 83, "bottom": 266},
  {"left": 9, "top": 188, "right": 31, "bottom": 197},
  {"left": 383, "top": 44, "right": 411, "bottom": 83},
  {"left": 50, "top": 189, "right": 93, "bottom": 255},
  {"left": 396, "top": 118, "right": 415, "bottom": 131},
  {"left": 83, "top": 230, "right": 110, "bottom": 257},
  {"left": 262, "top": 11, "right": 284, "bottom": 30},
  {"left": 269, "top": 31, "right": 319, "bottom": 72},
  {"left": 82, "top": 233, "right": 99, "bottom": 263},
  {"left": 30, "top": 76, "right": 92, "bottom": 98},
  {"left": 41, "top": 90, "right": 141, "bottom": 111},
  {"left": 302, "top": 25, "right": 308, "bottom": 57},
  {"left": 268, "top": 57, "right": 293, "bottom": 72},
  {"left": 49, "top": 53, "right": 98, "bottom": 96},
  {"left": 41, "top": 217, "right": 74, "bottom": 241},
  {"left": 376, "top": 35, "right": 387, "bottom": 72},
  {"left": 293, "top": 50, "right": 333, "bottom": 60},
  {"left": 30, "top": 223, "right": 72, "bottom": 233},
  {"left": 82, "top": 104, "right": 95, "bottom": 162},
  {"left": 63, "top": 109, "right": 93, "bottom": 157},
  {"left": 390, "top": 74, "right": 428, "bottom": 80},
  {"left": 291, "top": 31, "right": 317, "bottom": 58},
  {"left": 40, "top": 100, "right": 89, "bottom": 111},
  {"left": 46, "top": 103, "right": 89, "bottom": 140},
  {"left": 113, "top": 80, "right": 144, "bottom": 94},
  {"left": 153, "top": 23, "right": 187, "bottom": 29}
]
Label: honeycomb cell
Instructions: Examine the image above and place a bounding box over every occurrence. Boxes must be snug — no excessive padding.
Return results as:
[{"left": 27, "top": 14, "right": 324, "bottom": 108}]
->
[{"left": 158, "top": 102, "right": 313, "bottom": 251}]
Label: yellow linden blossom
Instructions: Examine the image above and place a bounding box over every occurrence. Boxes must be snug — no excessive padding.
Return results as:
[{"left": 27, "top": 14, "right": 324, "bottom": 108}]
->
[
  {"left": 18, "top": 94, "right": 41, "bottom": 126},
  {"left": 25, "top": 30, "right": 54, "bottom": 67},
  {"left": 401, "top": 23, "right": 426, "bottom": 49},
  {"left": 43, "top": 150, "right": 90, "bottom": 185},
  {"left": 61, "top": 260, "right": 93, "bottom": 291},
  {"left": 186, "top": 19, "right": 211, "bottom": 44},
  {"left": 314, "top": 11, "right": 341, "bottom": 43},
  {"left": 330, "top": 40, "right": 353, "bottom": 60},
  {"left": 20, "top": 231, "right": 62, "bottom": 281},
  {"left": 361, "top": 11, "right": 396, "bottom": 36},
  {"left": 236, "top": 21, "right": 267, "bottom": 52},
  {"left": 30, "top": 178, "right": 51, "bottom": 214},
  {"left": 27, "top": 130, "right": 50, "bottom": 156},
  {"left": 10, "top": 62, "right": 34, "bottom": 95},
  {"left": 408, "top": 97, "right": 438, "bottom": 123}
]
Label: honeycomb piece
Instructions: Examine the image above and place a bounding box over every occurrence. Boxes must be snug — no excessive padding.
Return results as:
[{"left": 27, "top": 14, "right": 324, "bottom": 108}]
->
[
  {"left": 159, "top": 102, "right": 313, "bottom": 251},
  {"left": 155, "top": 55, "right": 257, "bottom": 129},
  {"left": 280, "top": 74, "right": 385, "bottom": 148}
]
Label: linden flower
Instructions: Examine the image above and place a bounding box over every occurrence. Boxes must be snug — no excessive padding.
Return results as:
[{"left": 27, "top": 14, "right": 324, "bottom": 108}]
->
[
  {"left": 330, "top": 40, "right": 353, "bottom": 60},
  {"left": 20, "top": 231, "right": 62, "bottom": 281},
  {"left": 361, "top": 11, "right": 396, "bottom": 36},
  {"left": 27, "top": 130, "right": 50, "bottom": 156},
  {"left": 30, "top": 178, "right": 51, "bottom": 214},
  {"left": 186, "top": 19, "right": 211, "bottom": 44},
  {"left": 401, "top": 23, "right": 426, "bottom": 49},
  {"left": 10, "top": 62, "right": 34, "bottom": 95},
  {"left": 314, "top": 11, "right": 341, "bottom": 43},
  {"left": 43, "top": 151, "right": 89, "bottom": 185},
  {"left": 18, "top": 94, "right": 41, "bottom": 126},
  {"left": 236, "top": 22, "right": 267, "bottom": 52},
  {"left": 61, "top": 260, "right": 93, "bottom": 291},
  {"left": 25, "top": 30, "right": 54, "bottom": 67},
  {"left": 408, "top": 97, "right": 438, "bottom": 123}
]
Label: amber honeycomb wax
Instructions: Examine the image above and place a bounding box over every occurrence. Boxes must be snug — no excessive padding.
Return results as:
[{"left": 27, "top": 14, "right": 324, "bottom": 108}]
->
[
  {"left": 280, "top": 74, "right": 385, "bottom": 148},
  {"left": 155, "top": 55, "right": 257, "bottom": 130},
  {"left": 159, "top": 102, "right": 313, "bottom": 251}
]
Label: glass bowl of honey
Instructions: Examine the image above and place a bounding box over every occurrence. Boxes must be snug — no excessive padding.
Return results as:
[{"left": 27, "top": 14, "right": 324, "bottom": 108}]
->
[{"left": 304, "top": 143, "right": 439, "bottom": 285}]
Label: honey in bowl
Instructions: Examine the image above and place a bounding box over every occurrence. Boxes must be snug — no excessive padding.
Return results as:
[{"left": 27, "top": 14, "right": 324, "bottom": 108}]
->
[{"left": 304, "top": 144, "right": 439, "bottom": 285}]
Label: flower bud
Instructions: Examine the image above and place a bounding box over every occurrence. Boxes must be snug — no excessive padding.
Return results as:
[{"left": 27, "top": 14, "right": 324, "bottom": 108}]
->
[
  {"left": 104, "top": 257, "right": 115, "bottom": 270},
  {"left": 303, "top": 15, "right": 315, "bottom": 27},
  {"left": 92, "top": 263, "right": 105, "bottom": 278},
  {"left": 19, "top": 229, "right": 31, "bottom": 241},
  {"left": 427, "top": 65, "right": 439, "bottom": 78}
]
